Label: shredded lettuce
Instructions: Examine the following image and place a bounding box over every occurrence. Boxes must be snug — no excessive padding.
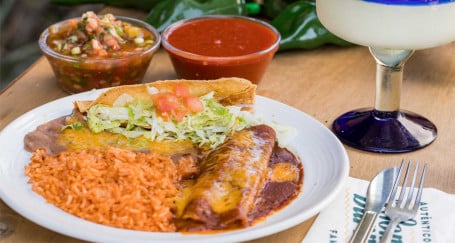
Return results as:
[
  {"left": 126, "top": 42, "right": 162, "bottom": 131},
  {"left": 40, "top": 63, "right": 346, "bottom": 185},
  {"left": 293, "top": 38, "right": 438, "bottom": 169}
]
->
[
  {"left": 61, "top": 121, "right": 84, "bottom": 131},
  {"left": 86, "top": 92, "right": 261, "bottom": 148},
  {"left": 84, "top": 92, "right": 297, "bottom": 148}
]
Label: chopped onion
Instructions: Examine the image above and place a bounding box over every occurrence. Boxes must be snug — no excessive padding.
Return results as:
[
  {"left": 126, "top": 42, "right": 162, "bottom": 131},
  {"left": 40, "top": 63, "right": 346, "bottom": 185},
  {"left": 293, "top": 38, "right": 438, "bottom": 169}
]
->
[
  {"left": 71, "top": 47, "right": 81, "bottom": 55},
  {"left": 134, "top": 37, "right": 144, "bottom": 44}
]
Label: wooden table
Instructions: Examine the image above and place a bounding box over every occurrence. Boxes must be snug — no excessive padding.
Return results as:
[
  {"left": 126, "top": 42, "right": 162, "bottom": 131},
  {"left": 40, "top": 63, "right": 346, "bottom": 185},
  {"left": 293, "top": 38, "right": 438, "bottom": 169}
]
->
[{"left": 1, "top": 8, "right": 455, "bottom": 243}]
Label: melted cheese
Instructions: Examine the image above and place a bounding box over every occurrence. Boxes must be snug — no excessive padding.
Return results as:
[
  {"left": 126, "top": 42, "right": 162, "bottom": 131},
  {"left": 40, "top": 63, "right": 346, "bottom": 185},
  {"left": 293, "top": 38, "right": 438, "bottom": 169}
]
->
[
  {"left": 178, "top": 127, "right": 273, "bottom": 218},
  {"left": 270, "top": 163, "right": 299, "bottom": 183},
  {"left": 58, "top": 128, "right": 194, "bottom": 155}
]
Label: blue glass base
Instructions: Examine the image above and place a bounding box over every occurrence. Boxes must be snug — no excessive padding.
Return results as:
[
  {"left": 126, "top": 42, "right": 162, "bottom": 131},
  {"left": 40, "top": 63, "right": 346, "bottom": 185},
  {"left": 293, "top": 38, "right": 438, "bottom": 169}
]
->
[{"left": 332, "top": 108, "right": 437, "bottom": 153}]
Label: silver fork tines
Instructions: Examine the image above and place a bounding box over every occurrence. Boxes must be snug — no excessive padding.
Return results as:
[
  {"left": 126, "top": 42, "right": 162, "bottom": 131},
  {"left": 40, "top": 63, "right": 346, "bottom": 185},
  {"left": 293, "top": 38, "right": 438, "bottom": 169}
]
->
[{"left": 380, "top": 160, "right": 427, "bottom": 243}]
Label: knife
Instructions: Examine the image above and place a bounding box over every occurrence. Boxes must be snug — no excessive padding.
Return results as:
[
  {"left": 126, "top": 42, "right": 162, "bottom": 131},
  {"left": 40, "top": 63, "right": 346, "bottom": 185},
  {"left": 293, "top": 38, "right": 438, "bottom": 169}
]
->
[{"left": 349, "top": 167, "right": 398, "bottom": 243}]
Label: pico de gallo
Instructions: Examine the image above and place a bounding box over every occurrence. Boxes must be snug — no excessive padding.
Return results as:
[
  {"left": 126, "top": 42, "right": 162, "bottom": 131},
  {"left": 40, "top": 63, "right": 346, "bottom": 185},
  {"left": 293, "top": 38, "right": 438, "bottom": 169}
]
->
[
  {"left": 152, "top": 84, "right": 205, "bottom": 122},
  {"left": 40, "top": 11, "right": 160, "bottom": 93},
  {"left": 47, "top": 11, "right": 156, "bottom": 58}
]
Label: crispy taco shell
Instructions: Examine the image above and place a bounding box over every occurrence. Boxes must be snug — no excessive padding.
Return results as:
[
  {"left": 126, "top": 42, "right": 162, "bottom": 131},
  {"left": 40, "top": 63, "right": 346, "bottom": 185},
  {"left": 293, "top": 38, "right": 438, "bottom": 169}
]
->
[{"left": 75, "top": 77, "right": 256, "bottom": 113}]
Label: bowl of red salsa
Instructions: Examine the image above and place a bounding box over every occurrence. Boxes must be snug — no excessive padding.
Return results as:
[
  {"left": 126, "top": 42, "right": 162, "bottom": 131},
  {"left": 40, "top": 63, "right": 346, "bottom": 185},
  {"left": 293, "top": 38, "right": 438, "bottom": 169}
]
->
[
  {"left": 39, "top": 12, "right": 161, "bottom": 93},
  {"left": 161, "top": 15, "right": 280, "bottom": 84}
]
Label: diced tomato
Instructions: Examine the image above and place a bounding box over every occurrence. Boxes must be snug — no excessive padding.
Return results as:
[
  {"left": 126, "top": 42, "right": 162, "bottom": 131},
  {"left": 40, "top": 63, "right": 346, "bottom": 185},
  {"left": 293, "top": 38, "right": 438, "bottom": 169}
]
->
[
  {"left": 152, "top": 85, "right": 204, "bottom": 121},
  {"left": 153, "top": 92, "right": 181, "bottom": 113},
  {"left": 183, "top": 96, "right": 204, "bottom": 113},
  {"left": 159, "top": 112, "right": 171, "bottom": 121},
  {"left": 174, "top": 84, "right": 190, "bottom": 98}
]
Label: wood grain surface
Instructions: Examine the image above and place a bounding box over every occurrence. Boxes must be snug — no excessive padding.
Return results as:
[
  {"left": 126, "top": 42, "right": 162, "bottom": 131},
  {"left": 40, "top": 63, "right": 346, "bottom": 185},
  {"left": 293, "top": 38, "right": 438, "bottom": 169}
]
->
[{"left": 1, "top": 7, "right": 454, "bottom": 243}]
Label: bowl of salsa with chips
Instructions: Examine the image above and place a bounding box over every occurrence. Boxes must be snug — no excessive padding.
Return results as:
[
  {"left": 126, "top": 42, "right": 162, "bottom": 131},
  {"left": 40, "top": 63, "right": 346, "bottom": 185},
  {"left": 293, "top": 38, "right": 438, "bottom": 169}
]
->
[
  {"left": 161, "top": 15, "right": 280, "bottom": 84},
  {"left": 39, "top": 12, "right": 161, "bottom": 93}
]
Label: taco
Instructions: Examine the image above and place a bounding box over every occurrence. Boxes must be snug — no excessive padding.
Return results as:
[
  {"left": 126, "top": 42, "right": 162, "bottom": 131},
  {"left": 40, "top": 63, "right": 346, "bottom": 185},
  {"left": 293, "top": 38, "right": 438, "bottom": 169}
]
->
[{"left": 25, "top": 77, "right": 259, "bottom": 155}]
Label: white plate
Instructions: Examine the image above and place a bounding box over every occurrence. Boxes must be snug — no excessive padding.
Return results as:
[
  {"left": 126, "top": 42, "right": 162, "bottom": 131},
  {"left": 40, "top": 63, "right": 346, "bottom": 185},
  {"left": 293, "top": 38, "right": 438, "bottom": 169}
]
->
[{"left": 0, "top": 89, "right": 349, "bottom": 243}]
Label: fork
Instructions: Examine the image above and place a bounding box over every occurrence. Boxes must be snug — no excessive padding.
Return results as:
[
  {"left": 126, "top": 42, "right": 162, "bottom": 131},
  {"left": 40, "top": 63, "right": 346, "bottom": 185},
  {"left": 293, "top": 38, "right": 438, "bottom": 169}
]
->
[{"left": 380, "top": 160, "right": 427, "bottom": 243}]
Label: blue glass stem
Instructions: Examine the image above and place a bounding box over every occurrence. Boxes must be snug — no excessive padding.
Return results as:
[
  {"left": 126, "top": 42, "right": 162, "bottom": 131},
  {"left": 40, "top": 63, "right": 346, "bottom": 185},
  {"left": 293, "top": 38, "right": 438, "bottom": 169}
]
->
[{"left": 332, "top": 48, "right": 437, "bottom": 153}]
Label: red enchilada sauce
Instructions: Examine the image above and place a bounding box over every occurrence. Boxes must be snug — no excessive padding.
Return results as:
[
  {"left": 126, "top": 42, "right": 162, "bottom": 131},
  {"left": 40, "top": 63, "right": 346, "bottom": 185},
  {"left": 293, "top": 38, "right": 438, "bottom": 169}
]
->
[{"left": 163, "top": 17, "right": 280, "bottom": 84}]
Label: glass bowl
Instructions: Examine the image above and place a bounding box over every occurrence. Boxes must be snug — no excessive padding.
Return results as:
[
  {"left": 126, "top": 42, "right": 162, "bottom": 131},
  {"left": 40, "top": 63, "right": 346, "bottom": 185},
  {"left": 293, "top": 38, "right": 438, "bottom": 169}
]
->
[
  {"left": 161, "top": 15, "right": 280, "bottom": 85},
  {"left": 39, "top": 15, "right": 161, "bottom": 93}
]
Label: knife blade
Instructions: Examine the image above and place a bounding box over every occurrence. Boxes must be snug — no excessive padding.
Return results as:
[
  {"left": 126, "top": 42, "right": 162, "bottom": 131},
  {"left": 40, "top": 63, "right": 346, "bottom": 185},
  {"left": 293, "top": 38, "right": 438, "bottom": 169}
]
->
[{"left": 349, "top": 167, "right": 398, "bottom": 243}]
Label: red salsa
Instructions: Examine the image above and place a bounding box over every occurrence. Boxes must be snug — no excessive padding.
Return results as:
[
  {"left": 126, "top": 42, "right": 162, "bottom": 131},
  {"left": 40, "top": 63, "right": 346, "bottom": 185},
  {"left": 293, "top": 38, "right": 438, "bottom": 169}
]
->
[
  {"left": 162, "top": 16, "right": 280, "bottom": 84},
  {"left": 167, "top": 18, "right": 278, "bottom": 57}
]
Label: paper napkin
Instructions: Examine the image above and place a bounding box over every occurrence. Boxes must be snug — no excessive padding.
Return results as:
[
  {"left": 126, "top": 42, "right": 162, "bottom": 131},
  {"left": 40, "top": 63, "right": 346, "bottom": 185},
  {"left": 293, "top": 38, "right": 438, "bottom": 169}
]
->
[{"left": 303, "top": 177, "right": 455, "bottom": 243}]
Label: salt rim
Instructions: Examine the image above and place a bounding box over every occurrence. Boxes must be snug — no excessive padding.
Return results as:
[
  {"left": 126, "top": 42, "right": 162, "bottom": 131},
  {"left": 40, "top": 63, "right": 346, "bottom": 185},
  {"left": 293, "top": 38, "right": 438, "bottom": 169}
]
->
[{"left": 362, "top": 0, "right": 455, "bottom": 6}]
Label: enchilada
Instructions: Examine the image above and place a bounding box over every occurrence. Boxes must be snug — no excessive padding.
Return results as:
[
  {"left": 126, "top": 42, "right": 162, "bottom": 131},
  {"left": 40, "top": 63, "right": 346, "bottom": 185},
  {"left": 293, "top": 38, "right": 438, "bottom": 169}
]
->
[{"left": 175, "top": 125, "right": 277, "bottom": 231}]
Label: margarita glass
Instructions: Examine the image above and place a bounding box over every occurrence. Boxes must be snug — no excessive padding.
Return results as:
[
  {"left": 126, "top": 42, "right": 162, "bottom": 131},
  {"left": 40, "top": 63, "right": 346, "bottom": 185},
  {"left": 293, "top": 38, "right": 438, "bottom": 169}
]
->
[{"left": 316, "top": 0, "right": 455, "bottom": 153}]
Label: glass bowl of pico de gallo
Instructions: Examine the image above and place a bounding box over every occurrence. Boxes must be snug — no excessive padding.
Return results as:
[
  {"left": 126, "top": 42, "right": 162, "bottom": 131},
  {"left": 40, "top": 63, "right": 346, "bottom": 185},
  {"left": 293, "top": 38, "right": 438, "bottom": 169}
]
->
[
  {"left": 161, "top": 15, "right": 281, "bottom": 85},
  {"left": 39, "top": 12, "right": 161, "bottom": 93}
]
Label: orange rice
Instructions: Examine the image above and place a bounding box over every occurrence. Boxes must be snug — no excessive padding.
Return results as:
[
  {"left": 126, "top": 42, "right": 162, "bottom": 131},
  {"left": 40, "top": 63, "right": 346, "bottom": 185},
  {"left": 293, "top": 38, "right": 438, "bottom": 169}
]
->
[{"left": 25, "top": 146, "right": 196, "bottom": 232}]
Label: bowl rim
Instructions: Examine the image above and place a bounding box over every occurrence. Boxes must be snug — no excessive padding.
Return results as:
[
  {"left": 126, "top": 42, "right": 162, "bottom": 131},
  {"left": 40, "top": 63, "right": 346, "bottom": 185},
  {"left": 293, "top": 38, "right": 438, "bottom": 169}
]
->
[
  {"left": 39, "top": 15, "right": 161, "bottom": 62},
  {"left": 161, "top": 15, "right": 281, "bottom": 61}
]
